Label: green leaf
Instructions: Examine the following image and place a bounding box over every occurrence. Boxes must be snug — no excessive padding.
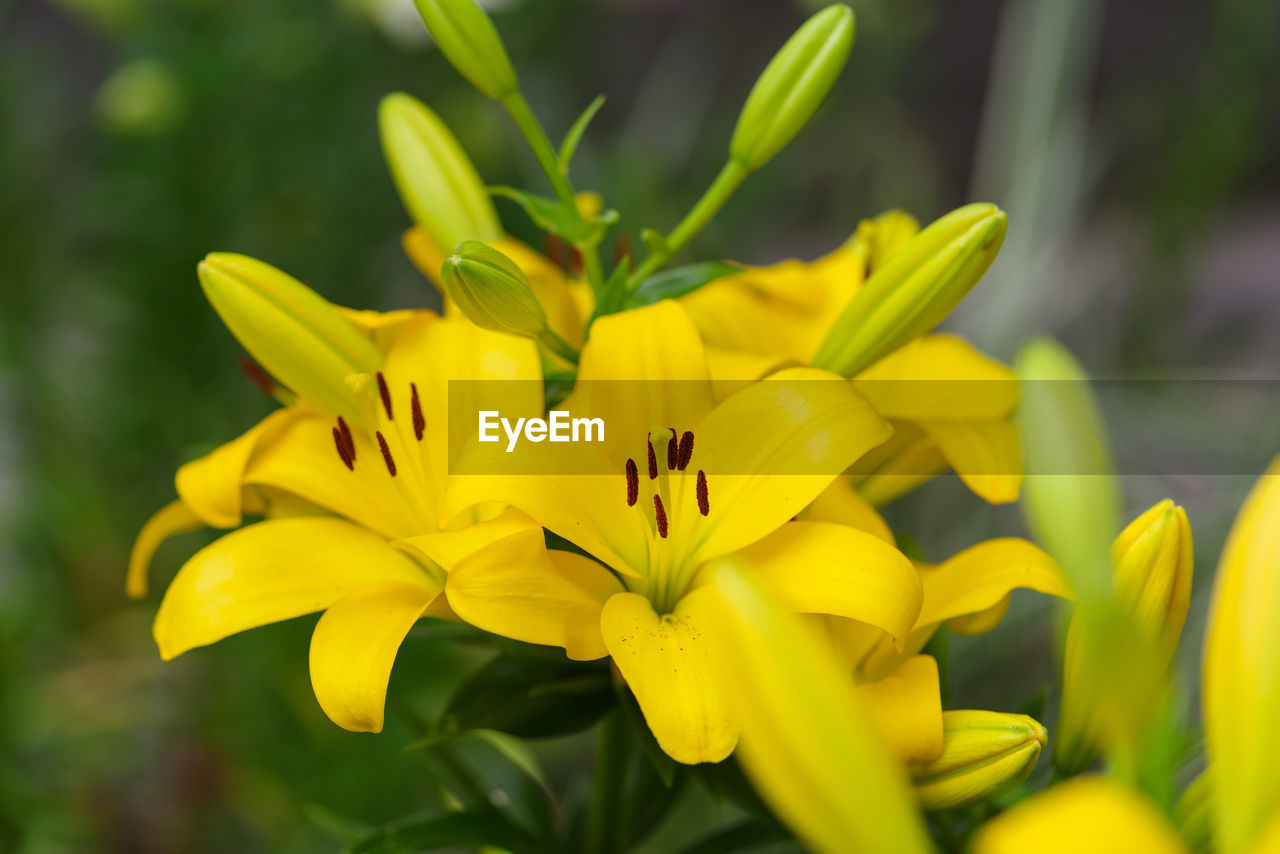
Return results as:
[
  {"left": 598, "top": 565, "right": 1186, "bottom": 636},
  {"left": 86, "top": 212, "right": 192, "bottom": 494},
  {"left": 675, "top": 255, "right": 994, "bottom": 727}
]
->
[
  {"left": 591, "top": 255, "right": 631, "bottom": 318},
  {"left": 624, "top": 261, "right": 739, "bottom": 308},
  {"left": 345, "top": 808, "right": 540, "bottom": 854},
  {"left": 408, "top": 729, "right": 556, "bottom": 841},
  {"left": 616, "top": 687, "right": 677, "bottom": 787},
  {"left": 558, "top": 95, "right": 605, "bottom": 170},
  {"left": 490, "top": 185, "right": 614, "bottom": 245},
  {"left": 444, "top": 652, "right": 616, "bottom": 739}
]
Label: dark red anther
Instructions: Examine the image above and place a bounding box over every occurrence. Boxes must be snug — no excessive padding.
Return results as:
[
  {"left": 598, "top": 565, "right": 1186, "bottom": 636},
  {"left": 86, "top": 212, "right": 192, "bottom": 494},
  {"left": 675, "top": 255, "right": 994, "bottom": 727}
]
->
[
  {"left": 336, "top": 416, "right": 356, "bottom": 461},
  {"left": 646, "top": 441, "right": 658, "bottom": 480},
  {"left": 376, "top": 430, "right": 397, "bottom": 476},
  {"left": 625, "top": 458, "right": 639, "bottom": 507},
  {"left": 544, "top": 233, "right": 565, "bottom": 270},
  {"left": 332, "top": 427, "right": 353, "bottom": 471},
  {"left": 677, "top": 431, "right": 694, "bottom": 470},
  {"left": 569, "top": 247, "right": 583, "bottom": 276},
  {"left": 410, "top": 382, "right": 425, "bottom": 441},
  {"left": 613, "top": 236, "right": 632, "bottom": 265},
  {"left": 238, "top": 357, "right": 276, "bottom": 397},
  {"left": 696, "top": 470, "right": 710, "bottom": 516},
  {"left": 667, "top": 435, "right": 678, "bottom": 470},
  {"left": 376, "top": 371, "right": 393, "bottom": 420},
  {"left": 653, "top": 494, "right": 669, "bottom": 538}
]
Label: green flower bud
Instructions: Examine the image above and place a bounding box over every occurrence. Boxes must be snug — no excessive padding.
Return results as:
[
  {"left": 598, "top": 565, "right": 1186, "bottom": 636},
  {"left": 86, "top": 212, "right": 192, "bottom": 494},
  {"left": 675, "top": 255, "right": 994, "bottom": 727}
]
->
[
  {"left": 729, "top": 4, "right": 854, "bottom": 171},
  {"left": 412, "top": 0, "right": 517, "bottom": 100},
  {"left": 198, "top": 253, "right": 383, "bottom": 424},
  {"left": 442, "top": 242, "right": 579, "bottom": 362},
  {"left": 812, "top": 203, "right": 1007, "bottom": 377},
  {"left": 379, "top": 92, "right": 502, "bottom": 251},
  {"left": 912, "top": 711, "right": 1047, "bottom": 811}
]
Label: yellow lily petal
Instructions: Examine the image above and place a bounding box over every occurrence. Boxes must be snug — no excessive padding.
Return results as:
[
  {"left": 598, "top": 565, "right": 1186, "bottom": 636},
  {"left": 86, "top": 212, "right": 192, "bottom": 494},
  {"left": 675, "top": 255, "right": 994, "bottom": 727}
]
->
[
  {"left": 974, "top": 776, "right": 1188, "bottom": 854},
  {"left": 854, "top": 334, "right": 1017, "bottom": 421},
  {"left": 154, "top": 517, "right": 433, "bottom": 660},
  {"left": 175, "top": 408, "right": 292, "bottom": 529},
  {"left": 446, "top": 530, "right": 623, "bottom": 661},
  {"left": 127, "top": 499, "right": 203, "bottom": 599},
  {"left": 682, "top": 245, "right": 864, "bottom": 364},
  {"left": 601, "top": 590, "right": 738, "bottom": 765},
  {"left": 309, "top": 580, "right": 438, "bottom": 733},
  {"left": 947, "top": 595, "right": 1011, "bottom": 635},
  {"left": 730, "top": 520, "right": 921, "bottom": 646},
  {"left": 799, "top": 476, "right": 894, "bottom": 543},
  {"left": 709, "top": 563, "right": 932, "bottom": 854},
  {"left": 916, "top": 538, "right": 1072, "bottom": 628},
  {"left": 919, "top": 418, "right": 1023, "bottom": 504},
  {"left": 1204, "top": 459, "right": 1280, "bottom": 854},
  {"left": 336, "top": 306, "right": 424, "bottom": 351},
  {"left": 849, "top": 420, "right": 949, "bottom": 506},
  {"left": 393, "top": 507, "right": 539, "bottom": 572},
  {"left": 685, "top": 367, "right": 891, "bottom": 563},
  {"left": 857, "top": 655, "right": 944, "bottom": 764}
]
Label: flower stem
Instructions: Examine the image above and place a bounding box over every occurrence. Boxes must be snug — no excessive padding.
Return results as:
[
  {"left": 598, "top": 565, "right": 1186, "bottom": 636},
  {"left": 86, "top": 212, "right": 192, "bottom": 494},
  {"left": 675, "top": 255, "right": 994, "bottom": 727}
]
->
[
  {"left": 538, "top": 328, "right": 581, "bottom": 364},
  {"left": 627, "top": 158, "right": 749, "bottom": 289}
]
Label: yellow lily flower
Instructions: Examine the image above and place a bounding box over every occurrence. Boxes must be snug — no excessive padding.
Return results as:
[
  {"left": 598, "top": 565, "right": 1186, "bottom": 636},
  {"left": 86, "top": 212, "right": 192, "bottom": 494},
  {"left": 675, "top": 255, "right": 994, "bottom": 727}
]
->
[
  {"left": 434, "top": 300, "right": 924, "bottom": 764},
  {"left": 1204, "top": 457, "right": 1280, "bottom": 854},
  {"left": 129, "top": 256, "right": 543, "bottom": 734}
]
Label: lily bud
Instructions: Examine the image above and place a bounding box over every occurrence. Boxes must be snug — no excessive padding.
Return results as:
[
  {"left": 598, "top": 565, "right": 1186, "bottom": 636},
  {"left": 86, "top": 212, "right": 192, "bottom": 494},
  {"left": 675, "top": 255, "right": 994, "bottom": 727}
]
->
[
  {"left": 811, "top": 203, "right": 1007, "bottom": 377},
  {"left": 198, "top": 253, "right": 382, "bottom": 424},
  {"left": 379, "top": 93, "right": 502, "bottom": 252},
  {"left": 729, "top": 4, "right": 854, "bottom": 171},
  {"left": 412, "top": 0, "right": 517, "bottom": 100},
  {"left": 442, "top": 241, "right": 578, "bottom": 362},
  {"left": 865, "top": 209, "right": 920, "bottom": 271},
  {"left": 1054, "top": 499, "right": 1192, "bottom": 775},
  {"left": 912, "top": 711, "right": 1047, "bottom": 811}
]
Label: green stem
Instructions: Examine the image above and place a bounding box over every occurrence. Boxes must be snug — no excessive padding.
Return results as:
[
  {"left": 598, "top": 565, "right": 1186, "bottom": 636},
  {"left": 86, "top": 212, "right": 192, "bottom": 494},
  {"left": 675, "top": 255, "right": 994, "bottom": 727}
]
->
[
  {"left": 501, "top": 92, "right": 608, "bottom": 294},
  {"left": 586, "top": 711, "right": 630, "bottom": 854},
  {"left": 627, "top": 158, "right": 749, "bottom": 288},
  {"left": 538, "top": 328, "right": 580, "bottom": 364}
]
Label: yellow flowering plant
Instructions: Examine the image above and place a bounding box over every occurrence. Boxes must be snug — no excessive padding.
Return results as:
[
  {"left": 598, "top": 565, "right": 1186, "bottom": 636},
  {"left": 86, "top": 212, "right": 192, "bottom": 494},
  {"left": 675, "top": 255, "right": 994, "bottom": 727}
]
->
[{"left": 123, "top": 0, "right": 1270, "bottom": 852}]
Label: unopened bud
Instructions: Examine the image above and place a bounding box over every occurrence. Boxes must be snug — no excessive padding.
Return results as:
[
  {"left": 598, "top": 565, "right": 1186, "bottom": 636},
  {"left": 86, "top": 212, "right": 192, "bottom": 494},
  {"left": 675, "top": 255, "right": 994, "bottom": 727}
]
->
[
  {"left": 412, "top": 0, "right": 517, "bottom": 100},
  {"left": 442, "top": 242, "right": 579, "bottom": 362},
  {"left": 812, "top": 203, "right": 1007, "bottom": 377},
  {"left": 912, "top": 711, "right": 1047, "bottom": 811},
  {"left": 379, "top": 93, "right": 501, "bottom": 252},
  {"left": 198, "top": 253, "right": 382, "bottom": 424},
  {"left": 729, "top": 4, "right": 854, "bottom": 171}
]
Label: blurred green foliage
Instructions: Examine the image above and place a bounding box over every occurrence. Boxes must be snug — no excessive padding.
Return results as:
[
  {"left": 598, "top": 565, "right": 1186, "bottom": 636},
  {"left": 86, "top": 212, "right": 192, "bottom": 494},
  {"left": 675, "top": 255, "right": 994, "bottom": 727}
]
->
[{"left": 1, "top": 0, "right": 1277, "bottom": 850}]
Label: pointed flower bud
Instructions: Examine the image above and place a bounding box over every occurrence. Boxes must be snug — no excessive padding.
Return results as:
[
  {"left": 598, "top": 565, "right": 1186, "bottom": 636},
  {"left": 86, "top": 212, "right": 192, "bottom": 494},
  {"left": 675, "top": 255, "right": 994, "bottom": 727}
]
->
[
  {"left": 412, "top": 0, "right": 517, "bottom": 100},
  {"left": 729, "top": 4, "right": 854, "bottom": 171},
  {"left": 811, "top": 203, "right": 1007, "bottom": 377},
  {"left": 379, "top": 93, "right": 501, "bottom": 252},
  {"left": 442, "top": 241, "right": 579, "bottom": 361},
  {"left": 912, "top": 711, "right": 1047, "bottom": 811},
  {"left": 1054, "top": 499, "right": 1192, "bottom": 776},
  {"left": 198, "top": 253, "right": 382, "bottom": 424}
]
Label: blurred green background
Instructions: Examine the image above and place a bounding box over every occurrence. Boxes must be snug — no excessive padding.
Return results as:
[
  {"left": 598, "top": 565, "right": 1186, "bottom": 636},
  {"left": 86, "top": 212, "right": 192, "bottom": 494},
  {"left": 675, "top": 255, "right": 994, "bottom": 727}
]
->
[{"left": 1, "top": 0, "right": 1278, "bottom": 850}]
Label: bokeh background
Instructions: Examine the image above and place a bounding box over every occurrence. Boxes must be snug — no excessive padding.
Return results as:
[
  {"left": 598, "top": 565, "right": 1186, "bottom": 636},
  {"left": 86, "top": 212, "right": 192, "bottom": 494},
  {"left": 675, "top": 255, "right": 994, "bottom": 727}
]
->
[{"left": 2, "top": 0, "right": 1278, "bottom": 850}]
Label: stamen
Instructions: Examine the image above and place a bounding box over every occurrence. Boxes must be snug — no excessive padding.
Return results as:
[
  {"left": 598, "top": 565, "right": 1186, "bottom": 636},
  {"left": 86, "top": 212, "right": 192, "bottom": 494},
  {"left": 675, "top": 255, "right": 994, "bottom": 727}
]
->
[
  {"left": 238, "top": 356, "right": 277, "bottom": 397},
  {"left": 376, "top": 371, "right": 393, "bottom": 420},
  {"left": 653, "top": 494, "right": 669, "bottom": 538},
  {"left": 336, "top": 416, "right": 356, "bottom": 461},
  {"left": 677, "top": 431, "right": 694, "bottom": 470},
  {"left": 376, "top": 430, "right": 397, "bottom": 476},
  {"left": 625, "top": 458, "right": 639, "bottom": 507},
  {"left": 613, "top": 236, "right": 632, "bottom": 265},
  {"left": 410, "top": 382, "right": 425, "bottom": 441},
  {"left": 647, "top": 441, "right": 658, "bottom": 480},
  {"left": 667, "top": 434, "right": 678, "bottom": 470},
  {"left": 696, "top": 469, "right": 710, "bottom": 516},
  {"left": 544, "top": 233, "right": 565, "bottom": 270},
  {"left": 332, "top": 427, "right": 353, "bottom": 471}
]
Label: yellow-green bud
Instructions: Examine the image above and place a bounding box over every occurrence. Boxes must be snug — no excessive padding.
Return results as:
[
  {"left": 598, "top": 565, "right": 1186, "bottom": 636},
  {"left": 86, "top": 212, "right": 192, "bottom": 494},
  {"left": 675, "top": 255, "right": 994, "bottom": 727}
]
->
[
  {"left": 198, "top": 253, "right": 383, "bottom": 424},
  {"left": 412, "top": 0, "right": 517, "bottom": 100},
  {"left": 812, "top": 203, "right": 1007, "bottom": 377},
  {"left": 729, "top": 4, "right": 854, "bottom": 171},
  {"left": 442, "top": 241, "right": 546, "bottom": 336},
  {"left": 1054, "top": 499, "right": 1193, "bottom": 774},
  {"left": 379, "top": 93, "right": 502, "bottom": 252},
  {"left": 912, "top": 711, "right": 1047, "bottom": 811}
]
